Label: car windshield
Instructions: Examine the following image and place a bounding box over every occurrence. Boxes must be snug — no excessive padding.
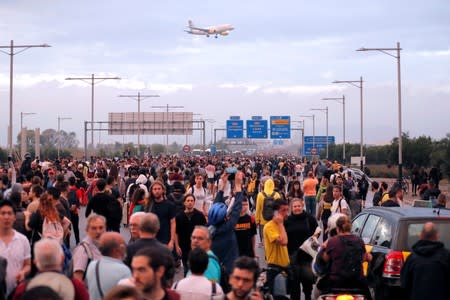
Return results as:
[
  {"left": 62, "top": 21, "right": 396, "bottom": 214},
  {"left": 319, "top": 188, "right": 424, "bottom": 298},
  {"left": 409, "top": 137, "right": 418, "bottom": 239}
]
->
[{"left": 407, "top": 221, "right": 450, "bottom": 250}]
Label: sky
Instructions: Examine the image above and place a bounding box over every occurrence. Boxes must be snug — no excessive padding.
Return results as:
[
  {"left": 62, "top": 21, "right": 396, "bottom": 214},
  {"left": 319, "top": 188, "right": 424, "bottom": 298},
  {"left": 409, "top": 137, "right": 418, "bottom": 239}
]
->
[{"left": 0, "top": 0, "right": 449, "bottom": 148}]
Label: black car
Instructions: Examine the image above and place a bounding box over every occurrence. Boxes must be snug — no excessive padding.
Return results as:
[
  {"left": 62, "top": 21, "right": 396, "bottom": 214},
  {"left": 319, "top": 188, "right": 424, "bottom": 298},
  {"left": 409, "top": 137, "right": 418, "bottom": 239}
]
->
[{"left": 351, "top": 206, "right": 450, "bottom": 300}]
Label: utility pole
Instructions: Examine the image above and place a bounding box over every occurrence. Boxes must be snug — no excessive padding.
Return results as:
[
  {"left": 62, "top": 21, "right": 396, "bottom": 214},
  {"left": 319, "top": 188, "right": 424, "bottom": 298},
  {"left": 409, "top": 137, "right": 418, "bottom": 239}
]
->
[
  {"left": 323, "top": 95, "right": 346, "bottom": 163},
  {"left": 357, "top": 43, "right": 403, "bottom": 182},
  {"left": 0, "top": 40, "right": 50, "bottom": 155},
  {"left": 119, "top": 92, "right": 159, "bottom": 156},
  {"left": 333, "top": 77, "right": 364, "bottom": 170},
  {"left": 152, "top": 104, "right": 184, "bottom": 153},
  {"left": 57, "top": 116, "right": 72, "bottom": 160},
  {"left": 65, "top": 74, "right": 120, "bottom": 154}
]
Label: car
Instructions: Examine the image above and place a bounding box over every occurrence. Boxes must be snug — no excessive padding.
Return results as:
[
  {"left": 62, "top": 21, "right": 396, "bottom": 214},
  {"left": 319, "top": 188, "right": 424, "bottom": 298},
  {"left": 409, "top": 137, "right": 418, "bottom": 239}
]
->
[
  {"left": 345, "top": 167, "right": 373, "bottom": 184},
  {"left": 351, "top": 206, "right": 450, "bottom": 300}
]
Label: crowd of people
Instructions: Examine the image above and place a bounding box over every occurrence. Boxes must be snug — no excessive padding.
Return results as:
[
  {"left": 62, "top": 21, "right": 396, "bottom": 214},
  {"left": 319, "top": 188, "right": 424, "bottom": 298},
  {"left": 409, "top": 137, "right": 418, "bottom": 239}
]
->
[{"left": 0, "top": 153, "right": 448, "bottom": 300}]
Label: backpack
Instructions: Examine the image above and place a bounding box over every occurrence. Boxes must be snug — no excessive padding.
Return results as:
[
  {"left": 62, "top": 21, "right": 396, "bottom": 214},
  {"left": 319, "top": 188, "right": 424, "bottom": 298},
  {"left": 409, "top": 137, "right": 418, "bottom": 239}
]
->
[
  {"left": 42, "top": 217, "right": 64, "bottom": 244},
  {"left": 262, "top": 191, "right": 276, "bottom": 221},
  {"left": 68, "top": 189, "right": 79, "bottom": 207},
  {"left": 66, "top": 241, "right": 93, "bottom": 279},
  {"left": 208, "top": 253, "right": 231, "bottom": 293},
  {"left": 336, "top": 236, "right": 363, "bottom": 280}
]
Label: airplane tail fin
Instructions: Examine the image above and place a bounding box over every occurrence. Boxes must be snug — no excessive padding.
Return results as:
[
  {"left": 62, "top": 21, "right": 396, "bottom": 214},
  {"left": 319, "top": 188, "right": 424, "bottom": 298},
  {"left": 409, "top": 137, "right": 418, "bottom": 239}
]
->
[{"left": 188, "top": 20, "right": 194, "bottom": 28}]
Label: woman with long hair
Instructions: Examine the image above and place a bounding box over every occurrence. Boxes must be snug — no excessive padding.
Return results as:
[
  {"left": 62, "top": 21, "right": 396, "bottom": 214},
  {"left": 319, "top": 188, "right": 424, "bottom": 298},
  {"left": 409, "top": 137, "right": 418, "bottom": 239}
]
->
[
  {"left": 284, "top": 198, "right": 318, "bottom": 300},
  {"left": 129, "top": 188, "right": 146, "bottom": 216},
  {"left": 287, "top": 181, "right": 304, "bottom": 203}
]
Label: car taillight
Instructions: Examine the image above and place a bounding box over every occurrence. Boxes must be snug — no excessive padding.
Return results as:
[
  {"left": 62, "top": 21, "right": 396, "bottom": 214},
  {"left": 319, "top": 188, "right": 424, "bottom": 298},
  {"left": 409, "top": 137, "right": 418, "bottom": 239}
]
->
[
  {"left": 321, "top": 295, "right": 365, "bottom": 300},
  {"left": 383, "top": 250, "right": 404, "bottom": 277}
]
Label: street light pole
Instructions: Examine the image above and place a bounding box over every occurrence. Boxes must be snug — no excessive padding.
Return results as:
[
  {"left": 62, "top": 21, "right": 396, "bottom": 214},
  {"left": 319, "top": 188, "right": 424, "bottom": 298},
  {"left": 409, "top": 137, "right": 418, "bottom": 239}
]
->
[
  {"left": 333, "top": 78, "right": 364, "bottom": 170},
  {"left": 65, "top": 74, "right": 121, "bottom": 153},
  {"left": 323, "top": 96, "right": 346, "bottom": 163},
  {"left": 0, "top": 40, "right": 50, "bottom": 155},
  {"left": 298, "top": 115, "right": 315, "bottom": 157},
  {"left": 57, "top": 116, "right": 72, "bottom": 160},
  {"left": 357, "top": 42, "right": 403, "bottom": 182},
  {"left": 311, "top": 107, "right": 329, "bottom": 159},
  {"left": 119, "top": 92, "right": 159, "bottom": 157}
]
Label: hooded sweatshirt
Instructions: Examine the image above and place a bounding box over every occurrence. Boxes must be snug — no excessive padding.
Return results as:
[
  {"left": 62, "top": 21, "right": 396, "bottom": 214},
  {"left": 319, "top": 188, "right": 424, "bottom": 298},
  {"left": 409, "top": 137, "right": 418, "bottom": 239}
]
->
[
  {"left": 401, "top": 239, "right": 450, "bottom": 300},
  {"left": 255, "top": 179, "right": 281, "bottom": 225}
]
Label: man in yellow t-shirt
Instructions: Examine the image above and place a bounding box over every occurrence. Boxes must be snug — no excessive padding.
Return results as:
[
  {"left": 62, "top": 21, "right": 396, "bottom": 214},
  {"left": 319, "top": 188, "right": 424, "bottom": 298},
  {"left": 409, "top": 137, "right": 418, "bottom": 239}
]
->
[{"left": 263, "top": 199, "right": 290, "bottom": 295}]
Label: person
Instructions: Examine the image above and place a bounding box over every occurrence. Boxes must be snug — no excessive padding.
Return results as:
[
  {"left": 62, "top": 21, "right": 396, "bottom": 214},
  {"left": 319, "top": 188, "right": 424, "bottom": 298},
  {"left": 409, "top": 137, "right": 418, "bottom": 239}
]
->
[
  {"left": 401, "top": 222, "right": 450, "bottom": 300},
  {"left": 0, "top": 200, "right": 31, "bottom": 298},
  {"left": 12, "top": 238, "right": 89, "bottom": 300},
  {"left": 125, "top": 212, "right": 172, "bottom": 268},
  {"left": 85, "top": 178, "right": 119, "bottom": 231},
  {"left": 303, "top": 171, "right": 318, "bottom": 216},
  {"left": 284, "top": 198, "right": 317, "bottom": 300},
  {"left": 357, "top": 175, "right": 369, "bottom": 208},
  {"left": 429, "top": 166, "right": 442, "bottom": 189},
  {"left": 225, "top": 256, "right": 264, "bottom": 300},
  {"left": 188, "top": 173, "right": 208, "bottom": 216},
  {"left": 172, "top": 248, "right": 223, "bottom": 299},
  {"left": 255, "top": 179, "right": 281, "bottom": 245},
  {"left": 128, "top": 211, "right": 146, "bottom": 243},
  {"left": 315, "top": 177, "right": 329, "bottom": 207},
  {"left": 71, "top": 213, "right": 105, "bottom": 281},
  {"left": 422, "top": 180, "right": 441, "bottom": 201},
  {"left": 381, "top": 186, "right": 402, "bottom": 207},
  {"left": 103, "top": 285, "right": 143, "bottom": 300},
  {"left": 130, "top": 188, "right": 146, "bottom": 216},
  {"left": 175, "top": 194, "right": 207, "bottom": 275},
  {"left": 263, "top": 199, "right": 290, "bottom": 296},
  {"left": 20, "top": 286, "right": 63, "bottom": 300},
  {"left": 433, "top": 193, "right": 447, "bottom": 208},
  {"left": 330, "top": 185, "right": 349, "bottom": 216},
  {"left": 234, "top": 197, "right": 257, "bottom": 258},
  {"left": 68, "top": 176, "right": 81, "bottom": 245},
  {"left": 317, "top": 185, "right": 333, "bottom": 241},
  {"left": 85, "top": 232, "right": 131, "bottom": 299},
  {"left": 131, "top": 247, "right": 180, "bottom": 300},
  {"left": 287, "top": 181, "right": 304, "bottom": 204},
  {"left": 167, "top": 181, "right": 186, "bottom": 215},
  {"left": 189, "top": 226, "right": 221, "bottom": 282},
  {"left": 371, "top": 181, "right": 381, "bottom": 206},
  {"left": 145, "top": 180, "right": 177, "bottom": 251},
  {"left": 316, "top": 215, "right": 371, "bottom": 298},
  {"left": 209, "top": 171, "right": 244, "bottom": 274}
]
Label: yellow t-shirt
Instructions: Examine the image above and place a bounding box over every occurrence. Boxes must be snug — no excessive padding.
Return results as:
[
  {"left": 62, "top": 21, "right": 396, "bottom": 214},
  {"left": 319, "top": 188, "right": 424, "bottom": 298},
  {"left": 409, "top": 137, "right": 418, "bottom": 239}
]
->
[{"left": 263, "top": 220, "right": 290, "bottom": 267}]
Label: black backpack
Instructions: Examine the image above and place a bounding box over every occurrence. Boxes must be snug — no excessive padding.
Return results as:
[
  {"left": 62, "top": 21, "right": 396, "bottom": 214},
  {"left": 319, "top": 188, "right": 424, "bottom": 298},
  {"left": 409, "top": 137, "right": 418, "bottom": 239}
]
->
[
  {"left": 262, "top": 191, "right": 276, "bottom": 221},
  {"left": 107, "top": 197, "right": 122, "bottom": 225},
  {"left": 208, "top": 253, "right": 230, "bottom": 293},
  {"left": 68, "top": 189, "right": 79, "bottom": 208},
  {"left": 337, "top": 236, "right": 363, "bottom": 280}
]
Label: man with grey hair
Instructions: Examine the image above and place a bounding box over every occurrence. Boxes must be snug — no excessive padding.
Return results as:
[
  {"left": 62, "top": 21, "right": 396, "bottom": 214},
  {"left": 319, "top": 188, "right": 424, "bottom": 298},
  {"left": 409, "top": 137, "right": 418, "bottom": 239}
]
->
[
  {"left": 401, "top": 222, "right": 450, "bottom": 300},
  {"left": 12, "top": 238, "right": 89, "bottom": 300},
  {"left": 85, "top": 232, "right": 131, "bottom": 299},
  {"left": 189, "top": 225, "right": 221, "bottom": 282},
  {"left": 71, "top": 213, "right": 106, "bottom": 281},
  {"left": 128, "top": 211, "right": 146, "bottom": 244},
  {"left": 125, "top": 212, "right": 170, "bottom": 267}
]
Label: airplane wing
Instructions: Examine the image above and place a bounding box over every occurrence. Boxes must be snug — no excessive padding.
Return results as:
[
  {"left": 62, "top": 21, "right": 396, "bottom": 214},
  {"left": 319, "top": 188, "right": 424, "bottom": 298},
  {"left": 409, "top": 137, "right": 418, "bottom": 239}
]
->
[{"left": 187, "top": 26, "right": 210, "bottom": 33}]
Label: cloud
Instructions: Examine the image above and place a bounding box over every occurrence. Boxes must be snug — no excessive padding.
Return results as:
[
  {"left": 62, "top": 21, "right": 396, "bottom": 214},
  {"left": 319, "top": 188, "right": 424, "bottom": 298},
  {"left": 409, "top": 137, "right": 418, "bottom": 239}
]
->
[
  {"left": 417, "top": 49, "right": 450, "bottom": 57},
  {"left": 218, "top": 83, "right": 261, "bottom": 93},
  {"left": 262, "top": 84, "right": 343, "bottom": 95}
]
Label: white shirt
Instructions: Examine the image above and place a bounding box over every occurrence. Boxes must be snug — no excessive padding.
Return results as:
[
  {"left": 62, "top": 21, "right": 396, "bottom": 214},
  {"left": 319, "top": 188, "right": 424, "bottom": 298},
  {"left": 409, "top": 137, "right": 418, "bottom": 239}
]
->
[
  {"left": 192, "top": 185, "right": 207, "bottom": 212},
  {"left": 331, "top": 197, "right": 349, "bottom": 215},
  {"left": 172, "top": 274, "right": 223, "bottom": 300},
  {"left": 0, "top": 230, "right": 31, "bottom": 296}
]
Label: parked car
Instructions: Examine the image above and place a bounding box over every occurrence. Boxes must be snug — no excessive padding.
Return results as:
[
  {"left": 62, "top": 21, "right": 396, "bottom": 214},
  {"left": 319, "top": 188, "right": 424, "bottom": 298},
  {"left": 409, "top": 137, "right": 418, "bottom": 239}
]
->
[{"left": 351, "top": 206, "right": 450, "bottom": 300}]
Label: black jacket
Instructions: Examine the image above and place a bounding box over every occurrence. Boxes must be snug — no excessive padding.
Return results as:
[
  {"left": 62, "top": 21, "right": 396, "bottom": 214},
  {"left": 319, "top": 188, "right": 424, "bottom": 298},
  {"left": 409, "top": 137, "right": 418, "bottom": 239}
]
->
[{"left": 401, "top": 239, "right": 450, "bottom": 300}]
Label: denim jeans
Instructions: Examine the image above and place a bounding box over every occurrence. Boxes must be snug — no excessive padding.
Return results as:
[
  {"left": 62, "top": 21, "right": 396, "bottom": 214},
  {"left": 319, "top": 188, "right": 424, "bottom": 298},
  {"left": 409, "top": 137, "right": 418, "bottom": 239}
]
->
[{"left": 304, "top": 196, "right": 316, "bottom": 217}]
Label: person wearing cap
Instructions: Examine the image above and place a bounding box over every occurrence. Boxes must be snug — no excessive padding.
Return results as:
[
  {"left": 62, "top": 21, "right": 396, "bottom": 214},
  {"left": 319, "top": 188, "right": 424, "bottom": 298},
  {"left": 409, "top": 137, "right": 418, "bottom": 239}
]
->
[{"left": 12, "top": 238, "right": 89, "bottom": 300}]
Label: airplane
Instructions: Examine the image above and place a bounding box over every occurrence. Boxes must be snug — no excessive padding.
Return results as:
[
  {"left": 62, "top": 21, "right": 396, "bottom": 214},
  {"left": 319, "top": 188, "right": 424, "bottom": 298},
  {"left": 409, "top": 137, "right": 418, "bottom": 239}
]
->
[{"left": 185, "top": 20, "right": 234, "bottom": 38}]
